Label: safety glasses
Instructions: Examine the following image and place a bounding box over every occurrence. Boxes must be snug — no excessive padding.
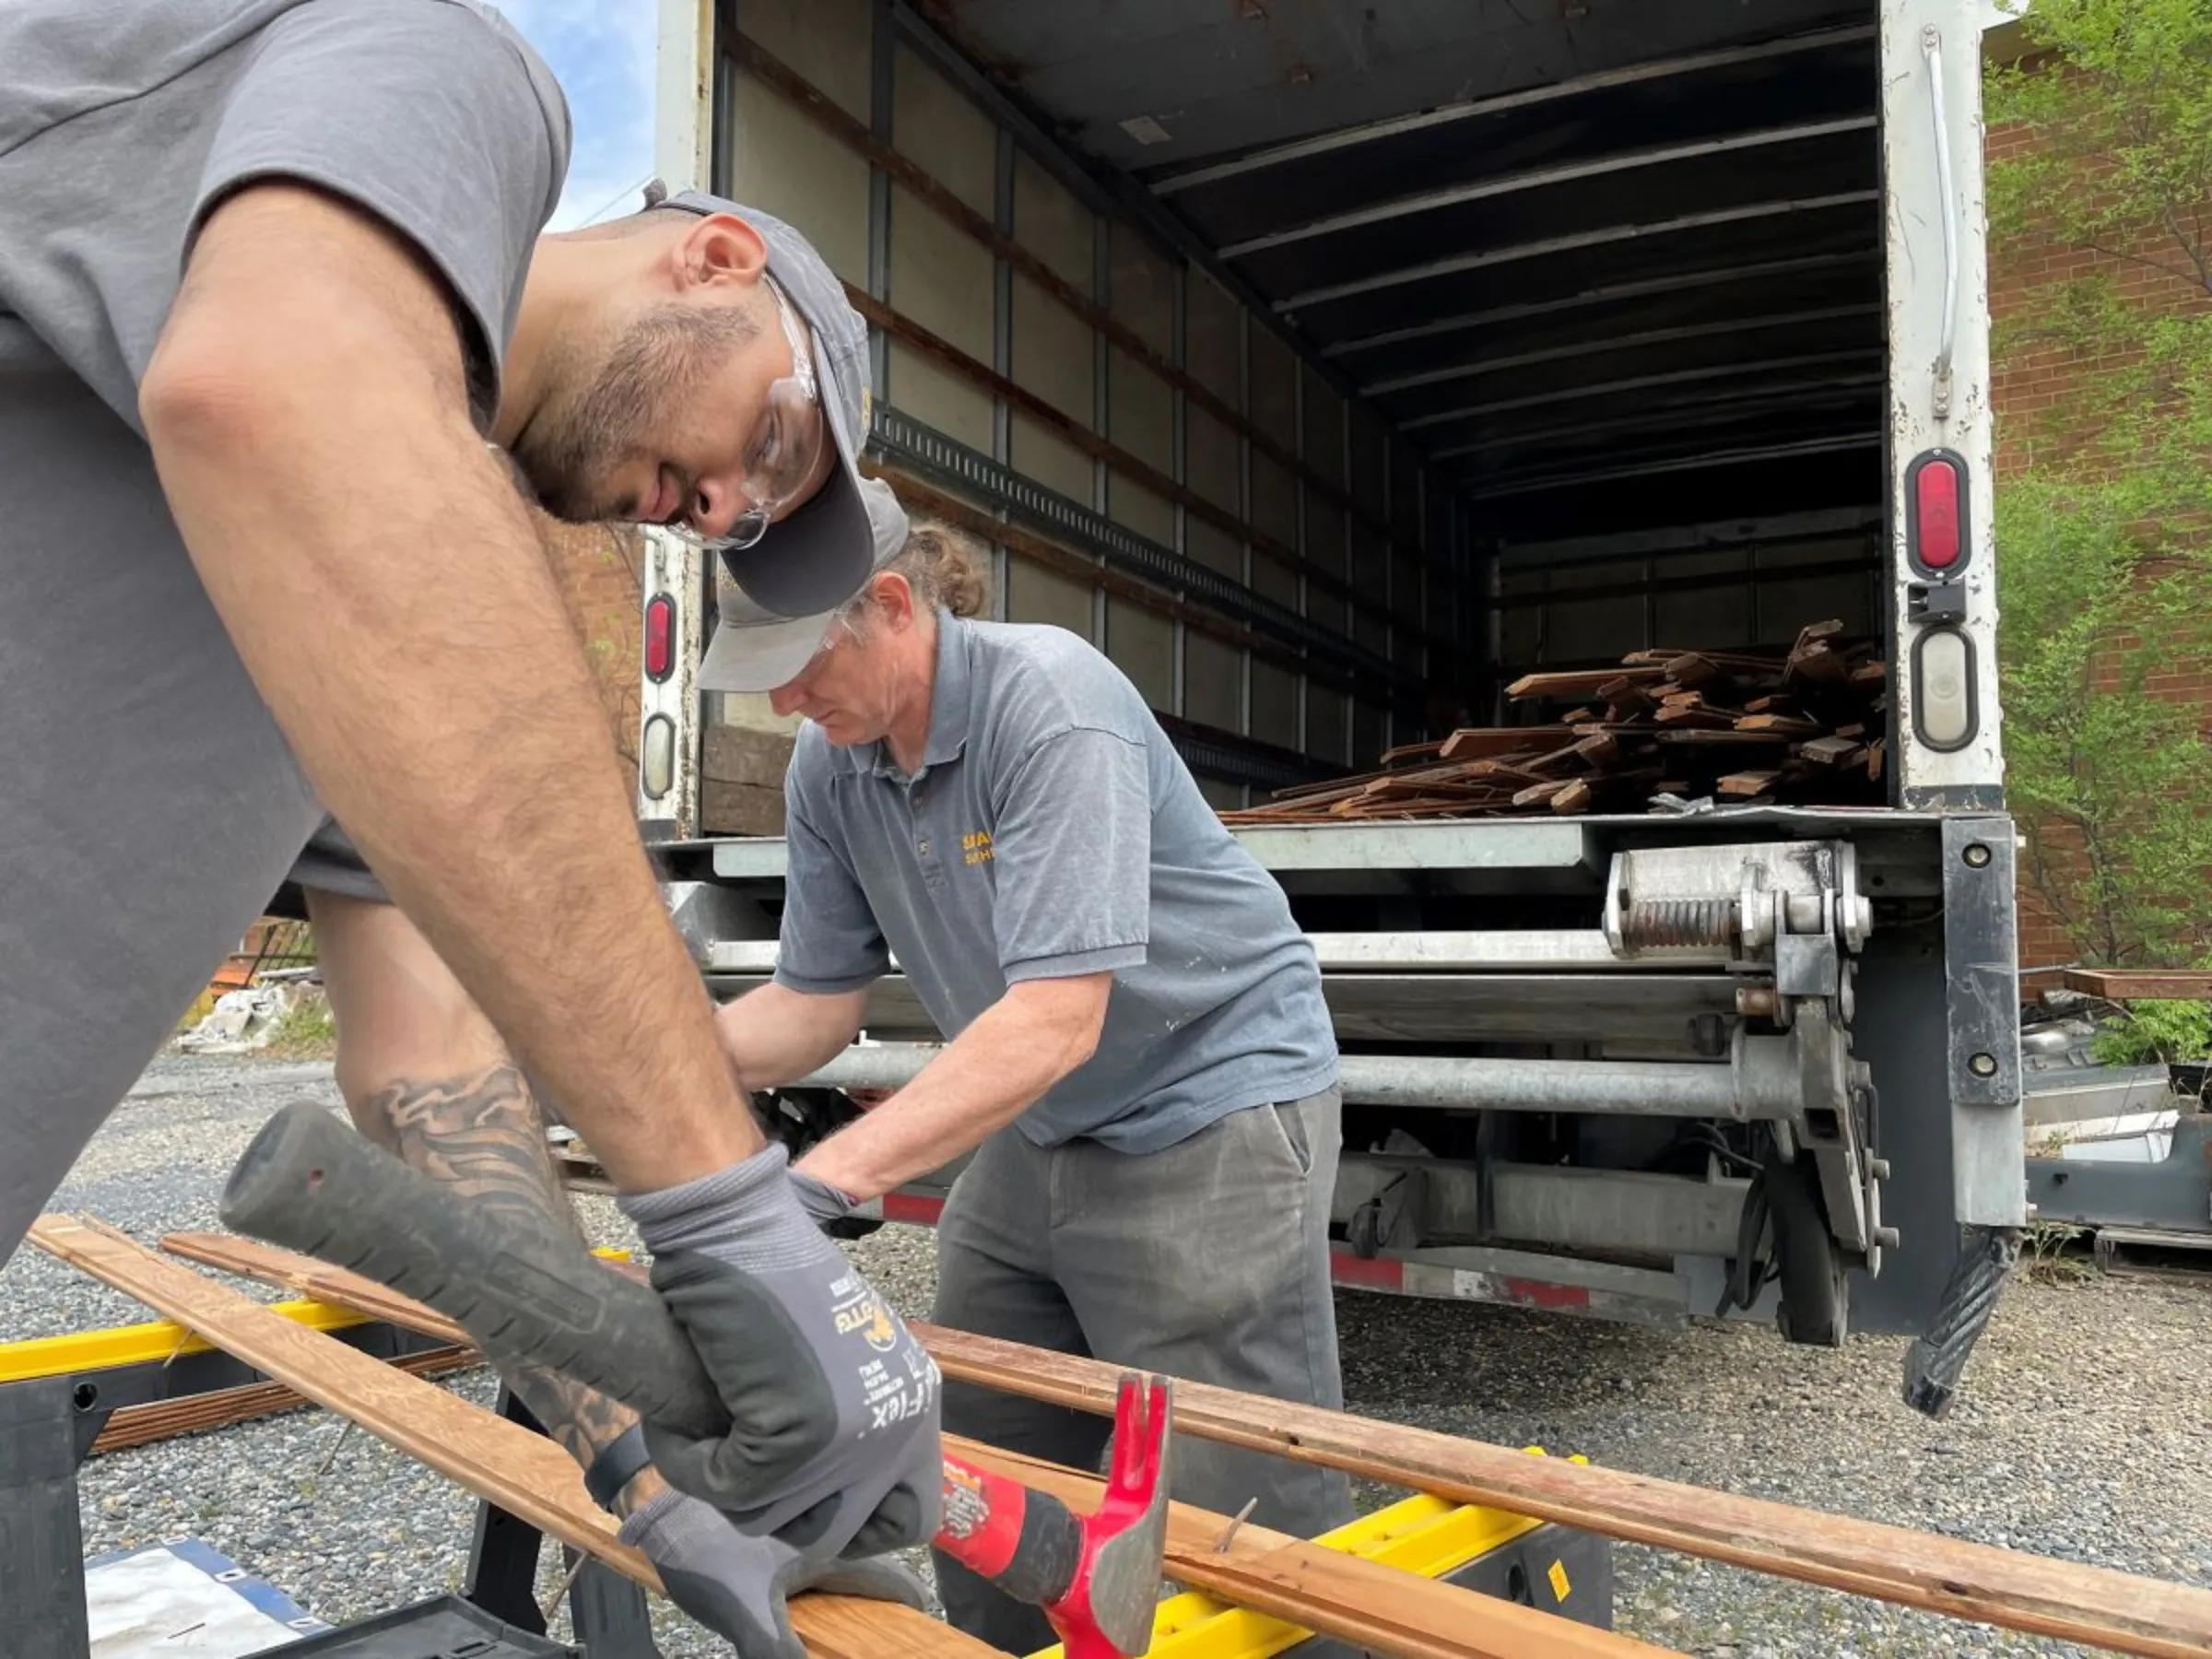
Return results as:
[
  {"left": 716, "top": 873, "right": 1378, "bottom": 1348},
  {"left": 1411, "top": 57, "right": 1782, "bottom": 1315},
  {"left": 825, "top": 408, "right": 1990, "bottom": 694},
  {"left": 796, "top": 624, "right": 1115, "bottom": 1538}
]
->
[{"left": 668, "top": 276, "right": 826, "bottom": 556}]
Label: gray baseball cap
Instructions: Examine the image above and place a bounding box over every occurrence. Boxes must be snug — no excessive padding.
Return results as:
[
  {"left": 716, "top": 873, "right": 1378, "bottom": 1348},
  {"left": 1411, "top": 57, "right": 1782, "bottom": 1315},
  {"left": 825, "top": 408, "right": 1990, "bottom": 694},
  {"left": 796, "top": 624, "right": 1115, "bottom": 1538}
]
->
[
  {"left": 648, "top": 188, "right": 898, "bottom": 689},
  {"left": 694, "top": 474, "right": 912, "bottom": 692}
]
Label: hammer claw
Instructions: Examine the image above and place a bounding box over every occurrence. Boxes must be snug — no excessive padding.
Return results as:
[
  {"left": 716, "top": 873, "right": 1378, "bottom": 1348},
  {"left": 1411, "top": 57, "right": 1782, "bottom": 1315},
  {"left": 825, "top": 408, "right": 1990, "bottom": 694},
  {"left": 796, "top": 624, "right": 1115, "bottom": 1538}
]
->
[{"left": 1049, "top": 1371, "right": 1175, "bottom": 1659}]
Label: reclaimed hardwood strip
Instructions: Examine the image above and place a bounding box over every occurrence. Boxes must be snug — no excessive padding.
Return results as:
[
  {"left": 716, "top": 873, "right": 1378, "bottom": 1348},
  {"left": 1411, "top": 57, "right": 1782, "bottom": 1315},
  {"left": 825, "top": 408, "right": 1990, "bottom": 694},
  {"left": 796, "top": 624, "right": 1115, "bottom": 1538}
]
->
[
  {"left": 92, "top": 1346, "right": 478, "bottom": 1453},
  {"left": 37, "top": 1219, "right": 993, "bottom": 1659},
  {"left": 908, "top": 1328, "right": 2212, "bottom": 1659},
  {"left": 959, "top": 1440, "right": 1666, "bottom": 1659},
  {"left": 174, "top": 1234, "right": 2212, "bottom": 1656},
  {"left": 1799, "top": 735, "right": 1868, "bottom": 768},
  {"left": 1438, "top": 725, "right": 1575, "bottom": 761},
  {"left": 1718, "top": 771, "right": 1785, "bottom": 797},
  {"left": 158, "top": 1235, "right": 1634, "bottom": 1656},
  {"left": 1653, "top": 728, "right": 1796, "bottom": 747},
  {"left": 1504, "top": 667, "right": 1668, "bottom": 700},
  {"left": 1380, "top": 739, "right": 1446, "bottom": 767},
  {"left": 2061, "top": 969, "right": 2212, "bottom": 1001}
]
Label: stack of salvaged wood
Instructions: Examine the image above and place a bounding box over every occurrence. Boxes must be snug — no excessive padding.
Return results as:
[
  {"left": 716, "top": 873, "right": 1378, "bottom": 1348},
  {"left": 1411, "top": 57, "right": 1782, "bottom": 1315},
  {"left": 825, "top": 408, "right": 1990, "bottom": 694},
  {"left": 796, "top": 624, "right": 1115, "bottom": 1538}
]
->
[{"left": 1224, "top": 620, "right": 1888, "bottom": 824}]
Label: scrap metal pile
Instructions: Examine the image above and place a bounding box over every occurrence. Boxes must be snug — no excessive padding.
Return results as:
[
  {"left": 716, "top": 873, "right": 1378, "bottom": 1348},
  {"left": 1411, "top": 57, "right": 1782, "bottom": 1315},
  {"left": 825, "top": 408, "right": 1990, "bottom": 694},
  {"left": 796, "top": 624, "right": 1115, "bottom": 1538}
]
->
[{"left": 1224, "top": 621, "right": 1888, "bottom": 824}]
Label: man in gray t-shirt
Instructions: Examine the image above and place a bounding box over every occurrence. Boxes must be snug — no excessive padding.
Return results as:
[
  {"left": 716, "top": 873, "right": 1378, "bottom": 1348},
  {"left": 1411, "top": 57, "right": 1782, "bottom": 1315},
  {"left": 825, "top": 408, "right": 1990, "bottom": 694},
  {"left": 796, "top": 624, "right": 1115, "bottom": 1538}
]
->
[
  {"left": 708, "top": 493, "right": 1357, "bottom": 1654},
  {"left": 1, "top": 3, "right": 942, "bottom": 1643}
]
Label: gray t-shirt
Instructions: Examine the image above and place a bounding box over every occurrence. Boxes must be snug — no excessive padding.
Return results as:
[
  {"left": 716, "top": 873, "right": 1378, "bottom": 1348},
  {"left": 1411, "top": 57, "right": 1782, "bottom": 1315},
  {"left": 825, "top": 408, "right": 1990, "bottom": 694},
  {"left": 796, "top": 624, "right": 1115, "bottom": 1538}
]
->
[
  {"left": 0, "top": 0, "right": 569, "bottom": 429},
  {"left": 0, "top": 0, "right": 569, "bottom": 1263},
  {"left": 774, "top": 614, "right": 1339, "bottom": 1155}
]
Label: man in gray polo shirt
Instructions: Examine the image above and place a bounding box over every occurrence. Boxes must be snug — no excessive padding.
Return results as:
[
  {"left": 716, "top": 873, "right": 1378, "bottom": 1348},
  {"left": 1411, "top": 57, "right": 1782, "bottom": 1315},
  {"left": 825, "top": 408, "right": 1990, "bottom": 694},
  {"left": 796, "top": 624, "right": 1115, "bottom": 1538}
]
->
[
  {"left": 709, "top": 497, "right": 1358, "bottom": 1653},
  {"left": 3, "top": 4, "right": 939, "bottom": 1646}
]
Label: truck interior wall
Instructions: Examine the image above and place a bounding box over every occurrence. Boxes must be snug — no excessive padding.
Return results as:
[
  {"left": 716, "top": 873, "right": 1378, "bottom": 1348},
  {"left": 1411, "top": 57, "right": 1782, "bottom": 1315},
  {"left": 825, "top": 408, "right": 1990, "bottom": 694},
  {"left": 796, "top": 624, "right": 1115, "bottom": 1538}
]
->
[
  {"left": 888, "top": 0, "right": 1888, "bottom": 735},
  {"left": 713, "top": 0, "right": 1466, "bottom": 812},
  {"left": 1499, "top": 534, "right": 1883, "bottom": 678}
]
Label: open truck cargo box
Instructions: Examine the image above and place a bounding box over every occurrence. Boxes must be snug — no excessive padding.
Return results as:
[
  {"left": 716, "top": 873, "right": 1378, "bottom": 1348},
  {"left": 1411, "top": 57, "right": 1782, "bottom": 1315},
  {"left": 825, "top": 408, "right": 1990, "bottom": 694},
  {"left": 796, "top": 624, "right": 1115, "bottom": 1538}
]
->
[{"left": 635, "top": 0, "right": 2023, "bottom": 1404}]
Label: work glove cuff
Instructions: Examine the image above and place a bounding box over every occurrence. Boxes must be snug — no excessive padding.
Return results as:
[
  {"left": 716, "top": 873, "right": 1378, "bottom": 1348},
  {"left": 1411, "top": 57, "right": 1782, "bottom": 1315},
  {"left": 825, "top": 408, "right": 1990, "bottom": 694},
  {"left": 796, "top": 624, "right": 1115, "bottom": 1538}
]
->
[{"left": 617, "top": 1141, "right": 827, "bottom": 1269}]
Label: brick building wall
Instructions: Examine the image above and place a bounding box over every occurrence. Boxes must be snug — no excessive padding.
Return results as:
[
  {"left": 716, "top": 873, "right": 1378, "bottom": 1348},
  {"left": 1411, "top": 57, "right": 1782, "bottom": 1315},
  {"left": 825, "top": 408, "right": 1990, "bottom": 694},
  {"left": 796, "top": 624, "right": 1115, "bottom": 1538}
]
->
[
  {"left": 1983, "top": 58, "right": 2212, "bottom": 971},
  {"left": 540, "top": 515, "right": 801, "bottom": 837},
  {"left": 541, "top": 516, "right": 646, "bottom": 771}
]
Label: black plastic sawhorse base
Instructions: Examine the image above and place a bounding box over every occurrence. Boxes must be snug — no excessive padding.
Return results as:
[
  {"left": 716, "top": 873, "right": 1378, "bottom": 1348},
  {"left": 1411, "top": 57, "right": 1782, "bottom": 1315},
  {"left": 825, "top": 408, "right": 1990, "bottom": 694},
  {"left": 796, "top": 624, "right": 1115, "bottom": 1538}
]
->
[
  {"left": 2, "top": 1375, "right": 94, "bottom": 1659},
  {"left": 0, "top": 1352, "right": 658, "bottom": 1657},
  {"left": 464, "top": 1387, "right": 663, "bottom": 1658}
]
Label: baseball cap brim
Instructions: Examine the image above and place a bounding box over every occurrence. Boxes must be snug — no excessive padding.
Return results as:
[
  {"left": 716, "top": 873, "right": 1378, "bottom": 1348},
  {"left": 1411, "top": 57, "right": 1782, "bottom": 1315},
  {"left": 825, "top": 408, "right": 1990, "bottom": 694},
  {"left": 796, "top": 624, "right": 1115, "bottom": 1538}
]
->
[
  {"left": 695, "top": 605, "right": 848, "bottom": 695},
  {"left": 698, "top": 472, "right": 911, "bottom": 693}
]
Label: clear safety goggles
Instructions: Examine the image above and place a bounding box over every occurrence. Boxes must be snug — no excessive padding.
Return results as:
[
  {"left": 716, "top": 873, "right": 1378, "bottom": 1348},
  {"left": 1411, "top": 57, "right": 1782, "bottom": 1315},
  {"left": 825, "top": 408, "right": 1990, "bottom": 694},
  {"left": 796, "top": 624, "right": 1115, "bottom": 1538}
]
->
[{"left": 670, "top": 276, "right": 827, "bottom": 555}]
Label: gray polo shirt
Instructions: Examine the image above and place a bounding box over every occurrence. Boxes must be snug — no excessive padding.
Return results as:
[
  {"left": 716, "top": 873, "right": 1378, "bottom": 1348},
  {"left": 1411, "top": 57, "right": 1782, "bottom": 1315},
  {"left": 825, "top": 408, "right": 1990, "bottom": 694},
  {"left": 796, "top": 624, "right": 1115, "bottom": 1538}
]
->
[{"left": 774, "top": 614, "right": 1338, "bottom": 1155}]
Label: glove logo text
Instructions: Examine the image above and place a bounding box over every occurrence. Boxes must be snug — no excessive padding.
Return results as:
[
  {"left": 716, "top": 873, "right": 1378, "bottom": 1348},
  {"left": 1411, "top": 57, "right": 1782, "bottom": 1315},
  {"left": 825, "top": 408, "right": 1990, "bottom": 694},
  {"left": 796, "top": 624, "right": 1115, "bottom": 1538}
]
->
[{"left": 834, "top": 1289, "right": 902, "bottom": 1354}]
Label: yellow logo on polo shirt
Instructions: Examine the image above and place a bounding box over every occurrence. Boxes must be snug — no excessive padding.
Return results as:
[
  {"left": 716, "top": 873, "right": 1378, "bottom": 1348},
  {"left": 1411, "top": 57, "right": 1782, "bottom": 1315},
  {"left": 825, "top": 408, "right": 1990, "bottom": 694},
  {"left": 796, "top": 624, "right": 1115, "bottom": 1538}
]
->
[{"left": 962, "top": 830, "right": 994, "bottom": 866}]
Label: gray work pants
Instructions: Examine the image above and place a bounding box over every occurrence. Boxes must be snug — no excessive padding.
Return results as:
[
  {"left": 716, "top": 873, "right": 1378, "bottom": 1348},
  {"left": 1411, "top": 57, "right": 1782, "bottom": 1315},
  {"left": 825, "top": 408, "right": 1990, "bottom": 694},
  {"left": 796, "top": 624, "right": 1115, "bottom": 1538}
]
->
[{"left": 930, "top": 1087, "right": 1356, "bottom": 1654}]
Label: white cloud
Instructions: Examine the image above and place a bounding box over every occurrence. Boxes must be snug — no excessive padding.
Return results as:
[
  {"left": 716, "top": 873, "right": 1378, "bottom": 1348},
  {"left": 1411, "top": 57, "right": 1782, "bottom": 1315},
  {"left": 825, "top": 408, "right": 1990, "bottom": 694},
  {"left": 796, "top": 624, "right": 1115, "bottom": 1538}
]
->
[{"left": 493, "top": 0, "right": 661, "bottom": 229}]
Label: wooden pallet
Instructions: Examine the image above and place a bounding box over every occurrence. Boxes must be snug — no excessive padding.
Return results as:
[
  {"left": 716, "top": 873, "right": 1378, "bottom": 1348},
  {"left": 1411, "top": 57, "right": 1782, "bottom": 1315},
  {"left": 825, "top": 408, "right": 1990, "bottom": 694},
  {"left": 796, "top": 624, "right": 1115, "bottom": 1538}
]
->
[{"left": 1222, "top": 620, "right": 1888, "bottom": 825}]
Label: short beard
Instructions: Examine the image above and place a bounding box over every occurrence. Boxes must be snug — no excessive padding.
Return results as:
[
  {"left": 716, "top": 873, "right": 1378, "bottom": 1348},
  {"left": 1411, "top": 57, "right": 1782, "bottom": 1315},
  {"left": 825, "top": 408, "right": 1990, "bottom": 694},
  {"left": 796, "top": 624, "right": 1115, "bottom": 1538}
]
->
[{"left": 516, "top": 300, "right": 762, "bottom": 522}]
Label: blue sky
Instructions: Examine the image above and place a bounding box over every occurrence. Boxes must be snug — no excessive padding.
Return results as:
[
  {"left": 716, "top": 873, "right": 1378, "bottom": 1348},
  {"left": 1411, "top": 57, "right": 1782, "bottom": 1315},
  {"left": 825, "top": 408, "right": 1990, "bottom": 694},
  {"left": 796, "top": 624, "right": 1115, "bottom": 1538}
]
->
[{"left": 498, "top": 0, "right": 662, "bottom": 229}]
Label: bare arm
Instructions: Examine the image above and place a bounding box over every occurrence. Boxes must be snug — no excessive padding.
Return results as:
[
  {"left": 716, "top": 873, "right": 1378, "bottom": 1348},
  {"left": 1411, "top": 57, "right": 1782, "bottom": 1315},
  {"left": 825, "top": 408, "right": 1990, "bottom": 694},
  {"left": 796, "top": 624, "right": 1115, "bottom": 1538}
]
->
[
  {"left": 794, "top": 973, "right": 1111, "bottom": 1200},
  {"left": 713, "top": 982, "right": 869, "bottom": 1093},
  {"left": 308, "top": 891, "right": 666, "bottom": 1512},
  {"left": 140, "top": 182, "right": 757, "bottom": 1190}
]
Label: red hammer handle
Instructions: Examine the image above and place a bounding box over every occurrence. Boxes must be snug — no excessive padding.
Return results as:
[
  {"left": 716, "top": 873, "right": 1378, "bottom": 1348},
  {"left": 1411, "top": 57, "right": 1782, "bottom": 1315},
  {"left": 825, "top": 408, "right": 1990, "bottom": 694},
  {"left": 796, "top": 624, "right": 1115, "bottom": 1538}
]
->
[
  {"left": 935, "top": 1453, "right": 1087, "bottom": 1607},
  {"left": 927, "top": 1372, "right": 1174, "bottom": 1659}
]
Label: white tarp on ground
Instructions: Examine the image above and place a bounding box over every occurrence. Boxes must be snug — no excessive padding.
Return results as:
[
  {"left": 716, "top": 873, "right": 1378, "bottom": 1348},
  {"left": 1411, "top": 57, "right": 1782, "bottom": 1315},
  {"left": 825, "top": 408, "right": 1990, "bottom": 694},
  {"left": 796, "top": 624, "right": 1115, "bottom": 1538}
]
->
[
  {"left": 86, "top": 1540, "right": 330, "bottom": 1658},
  {"left": 172, "top": 987, "right": 300, "bottom": 1056}
]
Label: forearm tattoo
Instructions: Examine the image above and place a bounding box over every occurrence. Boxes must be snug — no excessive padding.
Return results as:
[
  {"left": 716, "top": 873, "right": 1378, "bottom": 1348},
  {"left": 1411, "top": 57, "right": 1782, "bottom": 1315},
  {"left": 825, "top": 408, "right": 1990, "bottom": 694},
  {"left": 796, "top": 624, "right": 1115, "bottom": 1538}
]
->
[{"left": 359, "top": 1064, "right": 651, "bottom": 1509}]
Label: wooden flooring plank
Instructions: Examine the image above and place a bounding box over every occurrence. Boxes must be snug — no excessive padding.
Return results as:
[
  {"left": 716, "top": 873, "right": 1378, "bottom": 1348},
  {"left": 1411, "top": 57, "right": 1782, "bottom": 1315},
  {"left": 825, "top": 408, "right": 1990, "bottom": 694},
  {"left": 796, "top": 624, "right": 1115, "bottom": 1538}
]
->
[
  {"left": 156, "top": 1235, "right": 1649, "bottom": 1657},
  {"left": 92, "top": 1346, "right": 478, "bottom": 1454},
  {"left": 34, "top": 1218, "right": 994, "bottom": 1659},
  {"left": 2062, "top": 969, "right": 2212, "bottom": 1001},
  {"left": 1438, "top": 725, "right": 1574, "bottom": 760},
  {"left": 903, "top": 1329, "right": 2212, "bottom": 1659},
  {"left": 1504, "top": 667, "right": 1669, "bottom": 700},
  {"left": 959, "top": 1441, "right": 1666, "bottom": 1659},
  {"left": 171, "top": 1233, "right": 2212, "bottom": 1657}
]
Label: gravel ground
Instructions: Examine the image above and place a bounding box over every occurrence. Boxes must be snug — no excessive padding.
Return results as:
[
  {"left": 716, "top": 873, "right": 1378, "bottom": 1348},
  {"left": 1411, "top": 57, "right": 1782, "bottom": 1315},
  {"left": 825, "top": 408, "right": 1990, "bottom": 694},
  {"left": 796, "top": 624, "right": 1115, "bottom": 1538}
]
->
[{"left": 8, "top": 1053, "right": 2209, "bottom": 1657}]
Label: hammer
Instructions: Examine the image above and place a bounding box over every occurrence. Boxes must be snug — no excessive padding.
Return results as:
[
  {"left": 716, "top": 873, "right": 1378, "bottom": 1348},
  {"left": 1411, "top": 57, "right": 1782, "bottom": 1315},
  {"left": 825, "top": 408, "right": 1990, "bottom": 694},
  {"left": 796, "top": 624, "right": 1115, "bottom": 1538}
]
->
[{"left": 218, "top": 1101, "right": 1171, "bottom": 1659}]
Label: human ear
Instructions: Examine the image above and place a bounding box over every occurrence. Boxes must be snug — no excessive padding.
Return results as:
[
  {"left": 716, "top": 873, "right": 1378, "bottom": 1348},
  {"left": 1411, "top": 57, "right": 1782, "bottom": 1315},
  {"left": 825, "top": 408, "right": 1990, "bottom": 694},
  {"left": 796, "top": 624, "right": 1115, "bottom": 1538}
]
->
[
  {"left": 873, "top": 572, "right": 918, "bottom": 629},
  {"left": 672, "top": 213, "right": 770, "bottom": 292}
]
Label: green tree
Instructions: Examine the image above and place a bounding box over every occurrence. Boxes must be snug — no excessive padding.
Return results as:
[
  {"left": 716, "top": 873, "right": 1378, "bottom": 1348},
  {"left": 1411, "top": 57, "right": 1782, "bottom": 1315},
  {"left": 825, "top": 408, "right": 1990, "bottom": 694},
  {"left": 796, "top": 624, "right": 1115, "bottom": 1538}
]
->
[{"left": 1984, "top": 0, "right": 2212, "bottom": 968}]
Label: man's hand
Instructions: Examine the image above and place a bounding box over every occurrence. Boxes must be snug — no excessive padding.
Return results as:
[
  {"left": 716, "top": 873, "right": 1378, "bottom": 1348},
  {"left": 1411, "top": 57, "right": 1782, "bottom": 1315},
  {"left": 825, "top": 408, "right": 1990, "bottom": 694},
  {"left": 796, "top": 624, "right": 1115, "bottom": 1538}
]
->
[
  {"left": 790, "top": 1168, "right": 864, "bottom": 1230},
  {"left": 622, "top": 1487, "right": 929, "bottom": 1658},
  {"left": 618, "top": 1142, "right": 941, "bottom": 1557}
]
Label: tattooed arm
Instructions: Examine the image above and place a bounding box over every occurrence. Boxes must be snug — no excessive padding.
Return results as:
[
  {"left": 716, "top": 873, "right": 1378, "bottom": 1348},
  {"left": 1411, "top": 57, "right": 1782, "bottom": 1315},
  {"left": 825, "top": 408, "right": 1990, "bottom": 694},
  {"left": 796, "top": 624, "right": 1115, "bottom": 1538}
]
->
[{"left": 308, "top": 890, "right": 668, "bottom": 1514}]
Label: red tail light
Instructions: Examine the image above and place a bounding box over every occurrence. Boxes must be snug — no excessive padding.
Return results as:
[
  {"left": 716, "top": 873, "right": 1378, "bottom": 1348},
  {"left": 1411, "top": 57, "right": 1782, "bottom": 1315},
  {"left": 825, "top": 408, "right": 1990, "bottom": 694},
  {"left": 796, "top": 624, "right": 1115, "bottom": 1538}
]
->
[
  {"left": 1907, "top": 451, "right": 1966, "bottom": 572},
  {"left": 644, "top": 594, "right": 674, "bottom": 682}
]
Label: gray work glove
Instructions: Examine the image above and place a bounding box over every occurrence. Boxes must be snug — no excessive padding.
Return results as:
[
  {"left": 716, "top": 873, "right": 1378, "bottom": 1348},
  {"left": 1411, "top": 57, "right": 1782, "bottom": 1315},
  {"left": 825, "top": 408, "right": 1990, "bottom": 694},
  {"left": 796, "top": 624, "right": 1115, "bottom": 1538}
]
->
[
  {"left": 617, "top": 1143, "right": 942, "bottom": 1560},
  {"left": 622, "top": 1486, "right": 929, "bottom": 1658}
]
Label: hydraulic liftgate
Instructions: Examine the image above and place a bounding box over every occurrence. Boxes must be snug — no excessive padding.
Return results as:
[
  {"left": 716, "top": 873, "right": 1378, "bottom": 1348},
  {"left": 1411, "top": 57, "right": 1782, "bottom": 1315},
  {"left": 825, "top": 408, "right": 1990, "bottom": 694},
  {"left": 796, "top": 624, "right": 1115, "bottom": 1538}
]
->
[{"left": 677, "top": 818, "right": 1917, "bottom": 1339}]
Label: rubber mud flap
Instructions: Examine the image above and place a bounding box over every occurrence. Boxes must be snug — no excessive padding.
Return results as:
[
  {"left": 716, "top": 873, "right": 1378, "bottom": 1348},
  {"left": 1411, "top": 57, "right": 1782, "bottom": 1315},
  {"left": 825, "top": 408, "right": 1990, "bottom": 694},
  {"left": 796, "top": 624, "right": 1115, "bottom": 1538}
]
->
[{"left": 1901, "top": 1222, "right": 2020, "bottom": 1418}]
